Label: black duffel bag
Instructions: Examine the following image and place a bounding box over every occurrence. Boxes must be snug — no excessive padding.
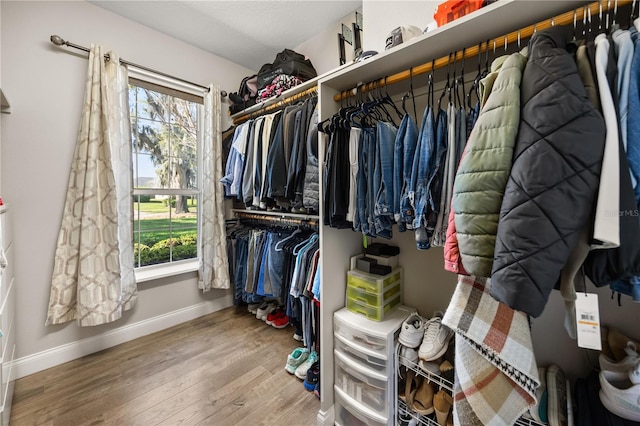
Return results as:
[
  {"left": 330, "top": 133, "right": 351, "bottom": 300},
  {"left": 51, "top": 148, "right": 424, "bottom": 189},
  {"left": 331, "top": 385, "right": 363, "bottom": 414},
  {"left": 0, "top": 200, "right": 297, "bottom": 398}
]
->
[{"left": 257, "top": 49, "right": 317, "bottom": 90}]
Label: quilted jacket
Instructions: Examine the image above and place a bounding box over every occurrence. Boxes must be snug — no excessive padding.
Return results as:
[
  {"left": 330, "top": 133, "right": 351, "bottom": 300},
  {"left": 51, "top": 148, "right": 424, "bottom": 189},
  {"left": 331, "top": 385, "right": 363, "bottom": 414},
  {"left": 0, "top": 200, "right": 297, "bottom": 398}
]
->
[
  {"left": 449, "top": 50, "right": 527, "bottom": 277},
  {"left": 490, "top": 27, "right": 606, "bottom": 318}
]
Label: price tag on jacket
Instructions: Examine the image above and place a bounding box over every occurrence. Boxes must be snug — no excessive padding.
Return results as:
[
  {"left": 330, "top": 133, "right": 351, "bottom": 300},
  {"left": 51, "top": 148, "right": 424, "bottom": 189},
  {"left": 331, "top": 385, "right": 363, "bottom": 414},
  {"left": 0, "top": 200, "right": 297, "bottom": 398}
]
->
[{"left": 575, "top": 293, "right": 601, "bottom": 350}]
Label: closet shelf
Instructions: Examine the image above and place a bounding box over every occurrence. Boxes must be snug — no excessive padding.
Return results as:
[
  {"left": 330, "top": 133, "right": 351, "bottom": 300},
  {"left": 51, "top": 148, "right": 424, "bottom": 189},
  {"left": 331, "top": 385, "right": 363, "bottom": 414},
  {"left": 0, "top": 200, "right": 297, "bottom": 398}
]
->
[
  {"left": 319, "top": 0, "right": 590, "bottom": 92},
  {"left": 1, "top": 89, "right": 10, "bottom": 114},
  {"left": 232, "top": 208, "right": 319, "bottom": 221}
]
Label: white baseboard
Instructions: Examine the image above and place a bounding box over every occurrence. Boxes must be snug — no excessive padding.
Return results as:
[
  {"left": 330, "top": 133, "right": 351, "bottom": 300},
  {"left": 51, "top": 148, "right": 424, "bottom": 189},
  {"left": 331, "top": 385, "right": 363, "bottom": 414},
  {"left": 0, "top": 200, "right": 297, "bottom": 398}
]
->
[
  {"left": 11, "top": 294, "right": 233, "bottom": 379},
  {"left": 316, "top": 407, "right": 335, "bottom": 426}
]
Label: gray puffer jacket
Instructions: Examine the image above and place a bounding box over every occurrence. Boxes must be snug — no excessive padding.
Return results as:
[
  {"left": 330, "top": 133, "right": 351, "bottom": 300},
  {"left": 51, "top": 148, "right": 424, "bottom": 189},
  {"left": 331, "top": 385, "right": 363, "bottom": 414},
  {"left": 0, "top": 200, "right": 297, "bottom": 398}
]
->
[
  {"left": 303, "top": 107, "right": 319, "bottom": 212},
  {"left": 490, "top": 27, "right": 606, "bottom": 318}
]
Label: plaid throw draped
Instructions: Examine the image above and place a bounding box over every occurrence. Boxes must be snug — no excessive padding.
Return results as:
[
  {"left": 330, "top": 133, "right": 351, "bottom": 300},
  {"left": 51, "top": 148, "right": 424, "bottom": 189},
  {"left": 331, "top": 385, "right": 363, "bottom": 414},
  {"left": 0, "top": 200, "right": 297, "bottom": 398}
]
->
[{"left": 442, "top": 275, "right": 539, "bottom": 425}]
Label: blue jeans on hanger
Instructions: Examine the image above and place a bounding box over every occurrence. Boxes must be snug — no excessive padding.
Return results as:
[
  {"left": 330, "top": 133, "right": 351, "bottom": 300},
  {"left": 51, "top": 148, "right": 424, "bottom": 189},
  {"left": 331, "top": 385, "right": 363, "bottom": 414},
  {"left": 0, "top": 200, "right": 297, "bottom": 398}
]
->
[
  {"left": 628, "top": 26, "right": 640, "bottom": 207},
  {"left": 267, "top": 232, "right": 286, "bottom": 300},
  {"left": 394, "top": 114, "right": 419, "bottom": 232},
  {"left": 410, "top": 106, "right": 436, "bottom": 230},
  {"left": 374, "top": 121, "right": 397, "bottom": 239},
  {"left": 414, "top": 107, "right": 447, "bottom": 249},
  {"left": 366, "top": 126, "right": 378, "bottom": 237},
  {"left": 356, "top": 128, "right": 374, "bottom": 236}
]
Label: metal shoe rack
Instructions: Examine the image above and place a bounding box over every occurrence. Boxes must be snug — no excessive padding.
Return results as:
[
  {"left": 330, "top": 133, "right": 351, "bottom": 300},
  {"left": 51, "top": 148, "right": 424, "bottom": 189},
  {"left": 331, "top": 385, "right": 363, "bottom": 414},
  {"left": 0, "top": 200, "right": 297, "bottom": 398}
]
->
[{"left": 396, "top": 346, "right": 546, "bottom": 426}]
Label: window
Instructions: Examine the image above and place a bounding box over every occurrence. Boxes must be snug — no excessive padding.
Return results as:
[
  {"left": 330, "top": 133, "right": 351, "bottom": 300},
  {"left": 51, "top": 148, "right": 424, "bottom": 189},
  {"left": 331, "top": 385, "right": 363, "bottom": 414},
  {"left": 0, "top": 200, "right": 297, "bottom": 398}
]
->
[{"left": 129, "top": 78, "right": 203, "bottom": 269}]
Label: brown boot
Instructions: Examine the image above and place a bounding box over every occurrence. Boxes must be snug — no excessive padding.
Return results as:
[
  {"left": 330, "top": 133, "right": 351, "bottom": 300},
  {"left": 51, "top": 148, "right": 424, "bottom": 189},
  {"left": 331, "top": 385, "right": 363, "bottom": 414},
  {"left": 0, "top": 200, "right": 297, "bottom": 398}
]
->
[
  {"left": 411, "top": 376, "right": 435, "bottom": 415},
  {"left": 434, "top": 389, "right": 453, "bottom": 426},
  {"left": 608, "top": 328, "right": 640, "bottom": 362}
]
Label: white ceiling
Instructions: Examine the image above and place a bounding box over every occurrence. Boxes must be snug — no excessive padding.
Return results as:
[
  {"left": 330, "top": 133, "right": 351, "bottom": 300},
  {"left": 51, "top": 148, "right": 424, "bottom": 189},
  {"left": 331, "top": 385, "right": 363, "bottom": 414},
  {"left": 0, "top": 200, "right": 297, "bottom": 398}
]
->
[{"left": 89, "top": 0, "right": 361, "bottom": 71}]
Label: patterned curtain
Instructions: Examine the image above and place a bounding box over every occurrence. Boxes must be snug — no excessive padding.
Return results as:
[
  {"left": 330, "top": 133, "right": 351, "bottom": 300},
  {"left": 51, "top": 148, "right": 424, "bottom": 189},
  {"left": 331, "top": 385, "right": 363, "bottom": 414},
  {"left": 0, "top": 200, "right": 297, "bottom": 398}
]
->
[
  {"left": 198, "top": 84, "right": 230, "bottom": 291},
  {"left": 46, "top": 45, "right": 137, "bottom": 326}
]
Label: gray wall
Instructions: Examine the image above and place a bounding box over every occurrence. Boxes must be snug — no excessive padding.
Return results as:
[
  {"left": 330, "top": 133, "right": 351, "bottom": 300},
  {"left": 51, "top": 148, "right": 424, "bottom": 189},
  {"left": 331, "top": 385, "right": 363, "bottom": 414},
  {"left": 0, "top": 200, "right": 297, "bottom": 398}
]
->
[{"left": 0, "top": 0, "right": 253, "bottom": 371}]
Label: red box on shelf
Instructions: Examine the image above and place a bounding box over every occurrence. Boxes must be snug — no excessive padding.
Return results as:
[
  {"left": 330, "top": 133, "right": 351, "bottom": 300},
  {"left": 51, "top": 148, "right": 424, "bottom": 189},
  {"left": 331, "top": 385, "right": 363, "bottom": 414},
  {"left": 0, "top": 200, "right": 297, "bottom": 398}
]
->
[{"left": 434, "top": 0, "right": 484, "bottom": 27}]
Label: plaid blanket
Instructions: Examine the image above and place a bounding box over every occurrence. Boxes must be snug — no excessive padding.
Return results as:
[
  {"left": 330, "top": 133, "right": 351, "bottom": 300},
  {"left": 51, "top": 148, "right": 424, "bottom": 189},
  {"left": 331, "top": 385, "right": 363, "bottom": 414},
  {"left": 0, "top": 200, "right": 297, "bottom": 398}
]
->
[{"left": 442, "top": 275, "right": 539, "bottom": 426}]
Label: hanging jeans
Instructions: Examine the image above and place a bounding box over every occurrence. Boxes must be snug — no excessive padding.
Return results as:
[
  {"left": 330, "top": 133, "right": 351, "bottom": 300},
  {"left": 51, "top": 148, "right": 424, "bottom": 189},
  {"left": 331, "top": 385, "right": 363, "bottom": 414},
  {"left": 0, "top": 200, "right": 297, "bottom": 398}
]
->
[
  {"left": 394, "top": 114, "right": 419, "bottom": 232},
  {"left": 374, "top": 121, "right": 397, "bottom": 239},
  {"left": 355, "top": 128, "right": 369, "bottom": 234},
  {"left": 413, "top": 107, "right": 447, "bottom": 250}
]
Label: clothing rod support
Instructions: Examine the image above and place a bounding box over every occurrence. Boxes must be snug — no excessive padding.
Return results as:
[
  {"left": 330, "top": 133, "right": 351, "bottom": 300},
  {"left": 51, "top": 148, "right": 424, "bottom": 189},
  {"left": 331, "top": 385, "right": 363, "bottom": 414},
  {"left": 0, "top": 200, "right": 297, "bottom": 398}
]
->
[
  {"left": 49, "top": 35, "right": 227, "bottom": 97},
  {"left": 334, "top": 0, "right": 632, "bottom": 102}
]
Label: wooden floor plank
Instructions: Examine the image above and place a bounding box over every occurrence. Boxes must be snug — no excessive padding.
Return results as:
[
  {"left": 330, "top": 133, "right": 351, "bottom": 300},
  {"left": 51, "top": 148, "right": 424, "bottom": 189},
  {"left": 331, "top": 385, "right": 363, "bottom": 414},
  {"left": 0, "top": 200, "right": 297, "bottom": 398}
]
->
[{"left": 10, "top": 306, "right": 320, "bottom": 425}]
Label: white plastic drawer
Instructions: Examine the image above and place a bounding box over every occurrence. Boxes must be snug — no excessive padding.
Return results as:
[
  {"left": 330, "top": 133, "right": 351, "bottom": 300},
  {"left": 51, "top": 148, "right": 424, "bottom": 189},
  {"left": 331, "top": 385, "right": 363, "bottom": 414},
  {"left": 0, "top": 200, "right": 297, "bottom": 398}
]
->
[
  {"left": 334, "top": 386, "right": 387, "bottom": 426},
  {"left": 334, "top": 313, "right": 388, "bottom": 357},
  {"left": 334, "top": 350, "right": 389, "bottom": 419},
  {"left": 334, "top": 333, "right": 387, "bottom": 374}
]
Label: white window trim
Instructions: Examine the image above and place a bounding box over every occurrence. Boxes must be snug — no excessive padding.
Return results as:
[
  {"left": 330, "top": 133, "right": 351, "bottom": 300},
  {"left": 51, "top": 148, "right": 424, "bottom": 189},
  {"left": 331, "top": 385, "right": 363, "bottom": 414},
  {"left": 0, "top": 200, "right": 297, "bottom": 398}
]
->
[
  {"left": 130, "top": 72, "right": 203, "bottom": 281},
  {"left": 135, "top": 259, "right": 199, "bottom": 283}
]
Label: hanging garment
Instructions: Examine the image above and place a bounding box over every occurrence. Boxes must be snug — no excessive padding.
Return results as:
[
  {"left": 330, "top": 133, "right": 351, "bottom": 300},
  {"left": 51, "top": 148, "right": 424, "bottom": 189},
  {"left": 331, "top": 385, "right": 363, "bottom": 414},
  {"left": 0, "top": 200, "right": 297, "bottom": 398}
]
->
[
  {"left": 433, "top": 101, "right": 458, "bottom": 247},
  {"left": 628, "top": 20, "right": 640, "bottom": 205},
  {"left": 242, "top": 117, "right": 262, "bottom": 205},
  {"left": 221, "top": 120, "right": 252, "bottom": 199},
  {"left": 373, "top": 121, "right": 397, "bottom": 239},
  {"left": 303, "top": 106, "right": 320, "bottom": 213},
  {"left": 576, "top": 43, "right": 602, "bottom": 111},
  {"left": 490, "top": 27, "right": 606, "bottom": 318},
  {"left": 346, "top": 127, "right": 361, "bottom": 223},
  {"left": 443, "top": 275, "right": 539, "bottom": 426},
  {"left": 447, "top": 50, "right": 527, "bottom": 277},
  {"left": 393, "top": 114, "right": 419, "bottom": 232},
  {"left": 591, "top": 33, "right": 621, "bottom": 248}
]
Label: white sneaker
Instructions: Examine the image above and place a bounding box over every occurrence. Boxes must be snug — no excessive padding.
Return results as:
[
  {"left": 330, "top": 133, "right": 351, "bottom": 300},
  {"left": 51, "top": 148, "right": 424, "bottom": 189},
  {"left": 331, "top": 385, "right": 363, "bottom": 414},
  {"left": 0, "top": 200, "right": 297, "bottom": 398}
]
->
[
  {"left": 285, "top": 347, "right": 309, "bottom": 374},
  {"left": 399, "top": 313, "right": 425, "bottom": 348},
  {"left": 256, "top": 302, "right": 276, "bottom": 321},
  {"left": 399, "top": 346, "right": 418, "bottom": 367},
  {"left": 599, "top": 342, "right": 639, "bottom": 379},
  {"left": 547, "top": 364, "right": 568, "bottom": 426},
  {"left": 599, "top": 361, "right": 640, "bottom": 421},
  {"left": 418, "top": 311, "right": 453, "bottom": 361},
  {"left": 295, "top": 350, "right": 319, "bottom": 380}
]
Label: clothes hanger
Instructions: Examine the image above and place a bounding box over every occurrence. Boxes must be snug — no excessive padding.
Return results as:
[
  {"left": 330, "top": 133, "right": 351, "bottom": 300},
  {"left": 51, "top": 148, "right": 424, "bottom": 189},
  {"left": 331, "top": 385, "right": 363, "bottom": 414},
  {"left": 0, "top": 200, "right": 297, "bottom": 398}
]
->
[
  {"left": 274, "top": 228, "right": 302, "bottom": 251},
  {"left": 401, "top": 67, "right": 417, "bottom": 118},
  {"left": 438, "top": 52, "right": 453, "bottom": 111},
  {"left": 456, "top": 48, "right": 465, "bottom": 109},
  {"left": 466, "top": 42, "right": 482, "bottom": 110},
  {"left": 293, "top": 233, "right": 317, "bottom": 255},
  {"left": 428, "top": 59, "right": 435, "bottom": 110}
]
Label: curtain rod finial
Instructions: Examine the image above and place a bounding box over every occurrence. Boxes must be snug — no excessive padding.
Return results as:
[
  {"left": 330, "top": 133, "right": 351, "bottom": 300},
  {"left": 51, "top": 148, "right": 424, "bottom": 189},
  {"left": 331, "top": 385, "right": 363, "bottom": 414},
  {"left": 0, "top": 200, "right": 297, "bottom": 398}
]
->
[{"left": 50, "top": 35, "right": 65, "bottom": 46}]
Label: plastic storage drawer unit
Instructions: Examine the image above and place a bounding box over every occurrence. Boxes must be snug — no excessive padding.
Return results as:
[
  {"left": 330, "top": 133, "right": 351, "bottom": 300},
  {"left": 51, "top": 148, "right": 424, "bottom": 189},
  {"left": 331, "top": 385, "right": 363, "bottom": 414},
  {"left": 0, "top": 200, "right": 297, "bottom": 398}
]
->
[
  {"left": 334, "top": 333, "right": 388, "bottom": 374},
  {"left": 334, "top": 386, "right": 387, "bottom": 426},
  {"left": 347, "top": 292, "right": 401, "bottom": 321},
  {"left": 347, "top": 268, "right": 402, "bottom": 294},
  {"left": 347, "top": 280, "right": 401, "bottom": 308},
  {"left": 334, "top": 313, "right": 388, "bottom": 357},
  {"left": 334, "top": 350, "right": 389, "bottom": 418}
]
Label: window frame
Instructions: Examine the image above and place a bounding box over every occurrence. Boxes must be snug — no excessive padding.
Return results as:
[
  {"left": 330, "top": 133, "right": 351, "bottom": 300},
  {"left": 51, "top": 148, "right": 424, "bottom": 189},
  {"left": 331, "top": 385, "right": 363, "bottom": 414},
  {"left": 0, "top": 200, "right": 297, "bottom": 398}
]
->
[{"left": 128, "top": 68, "right": 206, "bottom": 281}]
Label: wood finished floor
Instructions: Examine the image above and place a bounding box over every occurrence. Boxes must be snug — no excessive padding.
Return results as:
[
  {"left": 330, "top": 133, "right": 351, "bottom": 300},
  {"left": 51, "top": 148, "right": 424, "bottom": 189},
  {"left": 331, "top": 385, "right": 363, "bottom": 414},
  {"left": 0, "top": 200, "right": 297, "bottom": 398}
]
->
[{"left": 10, "top": 306, "right": 320, "bottom": 426}]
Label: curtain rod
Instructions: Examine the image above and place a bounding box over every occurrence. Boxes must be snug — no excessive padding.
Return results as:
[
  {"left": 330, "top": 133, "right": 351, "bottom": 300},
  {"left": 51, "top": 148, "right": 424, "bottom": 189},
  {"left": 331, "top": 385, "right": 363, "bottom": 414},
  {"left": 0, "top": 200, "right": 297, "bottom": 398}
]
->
[
  {"left": 334, "top": 0, "right": 632, "bottom": 102},
  {"left": 232, "top": 85, "right": 318, "bottom": 125},
  {"left": 49, "top": 35, "right": 228, "bottom": 97}
]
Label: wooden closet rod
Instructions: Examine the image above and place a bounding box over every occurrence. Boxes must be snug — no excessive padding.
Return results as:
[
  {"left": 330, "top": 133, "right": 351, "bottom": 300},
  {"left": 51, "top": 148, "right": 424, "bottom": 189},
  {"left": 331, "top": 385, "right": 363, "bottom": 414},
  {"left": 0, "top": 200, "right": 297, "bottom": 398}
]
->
[
  {"left": 333, "top": 0, "right": 633, "bottom": 102},
  {"left": 232, "top": 85, "right": 318, "bottom": 125}
]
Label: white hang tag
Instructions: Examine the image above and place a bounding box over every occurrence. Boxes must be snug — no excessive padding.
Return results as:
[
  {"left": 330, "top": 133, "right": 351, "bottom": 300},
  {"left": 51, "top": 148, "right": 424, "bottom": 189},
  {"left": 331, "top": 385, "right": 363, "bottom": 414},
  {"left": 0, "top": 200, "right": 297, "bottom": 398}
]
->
[{"left": 575, "top": 293, "right": 602, "bottom": 350}]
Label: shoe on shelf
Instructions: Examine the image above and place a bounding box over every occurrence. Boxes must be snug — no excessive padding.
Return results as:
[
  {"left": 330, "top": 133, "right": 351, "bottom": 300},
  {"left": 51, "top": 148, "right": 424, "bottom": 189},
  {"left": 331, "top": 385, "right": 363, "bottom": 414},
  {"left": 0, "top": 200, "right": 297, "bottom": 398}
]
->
[
  {"left": 255, "top": 302, "right": 270, "bottom": 320},
  {"left": 599, "top": 341, "right": 639, "bottom": 378},
  {"left": 284, "top": 347, "right": 309, "bottom": 374},
  {"left": 271, "top": 314, "right": 290, "bottom": 329},
  {"left": 293, "top": 331, "right": 304, "bottom": 342},
  {"left": 398, "top": 412, "right": 418, "bottom": 426},
  {"left": 399, "top": 346, "right": 419, "bottom": 368},
  {"left": 418, "top": 311, "right": 454, "bottom": 362},
  {"left": 266, "top": 308, "right": 286, "bottom": 326},
  {"left": 608, "top": 328, "right": 640, "bottom": 362},
  {"left": 400, "top": 369, "right": 420, "bottom": 406},
  {"left": 303, "top": 361, "right": 320, "bottom": 391},
  {"left": 433, "top": 389, "right": 453, "bottom": 426},
  {"left": 528, "top": 367, "right": 548, "bottom": 424},
  {"left": 410, "top": 375, "right": 435, "bottom": 415},
  {"left": 418, "top": 359, "right": 440, "bottom": 376},
  {"left": 295, "top": 350, "right": 319, "bottom": 380},
  {"left": 399, "top": 313, "right": 425, "bottom": 348},
  {"left": 547, "top": 364, "right": 568, "bottom": 426},
  {"left": 599, "top": 360, "right": 640, "bottom": 421},
  {"left": 247, "top": 303, "right": 260, "bottom": 314}
]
